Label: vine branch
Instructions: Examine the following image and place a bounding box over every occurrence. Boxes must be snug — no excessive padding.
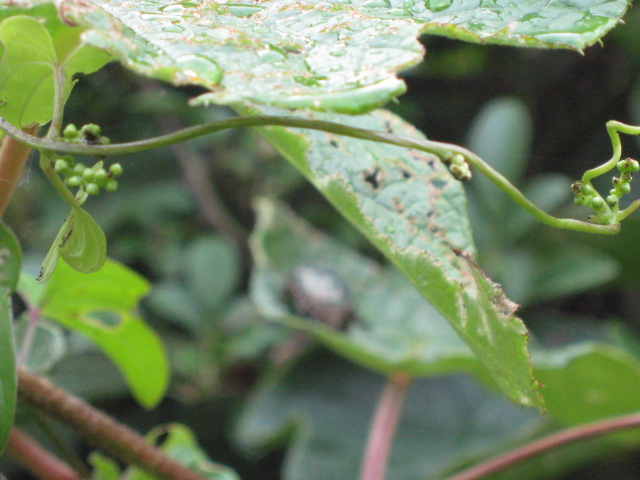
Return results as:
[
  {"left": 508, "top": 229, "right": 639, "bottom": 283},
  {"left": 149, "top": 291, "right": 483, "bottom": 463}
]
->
[
  {"left": 16, "top": 367, "right": 204, "bottom": 480},
  {"left": 446, "top": 411, "right": 640, "bottom": 480},
  {"left": 5, "top": 428, "right": 83, "bottom": 480},
  {"left": 0, "top": 115, "right": 628, "bottom": 235}
]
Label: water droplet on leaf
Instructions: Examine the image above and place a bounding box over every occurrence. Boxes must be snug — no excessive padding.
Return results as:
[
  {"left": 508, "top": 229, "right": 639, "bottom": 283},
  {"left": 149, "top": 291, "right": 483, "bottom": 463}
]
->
[
  {"left": 174, "top": 54, "right": 223, "bottom": 86},
  {"left": 424, "top": 0, "right": 451, "bottom": 11}
]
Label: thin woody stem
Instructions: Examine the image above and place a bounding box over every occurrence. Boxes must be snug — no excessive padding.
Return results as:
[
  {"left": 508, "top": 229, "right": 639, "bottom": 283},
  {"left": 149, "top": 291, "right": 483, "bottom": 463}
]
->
[
  {"left": 5, "top": 428, "right": 83, "bottom": 480},
  {"left": 17, "top": 367, "right": 204, "bottom": 480},
  {"left": 446, "top": 411, "right": 640, "bottom": 480},
  {"left": 0, "top": 124, "right": 39, "bottom": 217}
]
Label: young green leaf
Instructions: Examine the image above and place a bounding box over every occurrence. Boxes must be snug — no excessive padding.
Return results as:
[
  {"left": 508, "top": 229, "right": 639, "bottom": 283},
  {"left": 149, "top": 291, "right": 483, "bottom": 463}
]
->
[
  {"left": 0, "top": 220, "right": 22, "bottom": 293},
  {"left": 59, "top": 207, "right": 106, "bottom": 274},
  {"left": 39, "top": 207, "right": 107, "bottom": 282},
  {"left": 49, "top": 0, "right": 628, "bottom": 114},
  {"left": 243, "top": 106, "right": 543, "bottom": 409},
  {"left": 0, "top": 9, "right": 110, "bottom": 128},
  {"left": 90, "top": 425, "right": 240, "bottom": 480},
  {"left": 0, "top": 291, "right": 16, "bottom": 455},
  {"left": 20, "top": 259, "right": 169, "bottom": 408}
]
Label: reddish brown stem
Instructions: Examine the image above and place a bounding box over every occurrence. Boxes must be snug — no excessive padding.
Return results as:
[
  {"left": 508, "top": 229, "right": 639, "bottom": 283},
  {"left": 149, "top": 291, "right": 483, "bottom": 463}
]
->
[
  {"left": 446, "top": 411, "right": 640, "bottom": 480},
  {"left": 0, "top": 126, "right": 37, "bottom": 217},
  {"left": 360, "top": 373, "right": 412, "bottom": 480},
  {"left": 17, "top": 367, "right": 204, "bottom": 480},
  {"left": 5, "top": 428, "right": 83, "bottom": 480}
]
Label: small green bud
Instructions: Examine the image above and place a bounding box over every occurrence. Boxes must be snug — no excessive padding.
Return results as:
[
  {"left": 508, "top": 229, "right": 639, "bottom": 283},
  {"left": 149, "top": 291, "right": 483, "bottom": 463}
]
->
[
  {"left": 630, "top": 159, "right": 640, "bottom": 172},
  {"left": 581, "top": 184, "right": 596, "bottom": 196},
  {"left": 81, "top": 124, "right": 102, "bottom": 144},
  {"left": 94, "top": 169, "right": 108, "bottom": 184},
  {"left": 54, "top": 159, "right": 70, "bottom": 174},
  {"left": 619, "top": 183, "right": 631, "bottom": 195},
  {"left": 590, "top": 197, "right": 605, "bottom": 210},
  {"left": 105, "top": 179, "right": 118, "bottom": 192},
  {"left": 63, "top": 124, "right": 79, "bottom": 140},
  {"left": 574, "top": 195, "right": 587, "bottom": 206},
  {"left": 450, "top": 154, "right": 465, "bottom": 166},
  {"left": 73, "top": 163, "right": 86, "bottom": 175},
  {"left": 109, "top": 163, "right": 123, "bottom": 177},
  {"left": 85, "top": 183, "right": 100, "bottom": 196},
  {"left": 607, "top": 195, "right": 618, "bottom": 207},
  {"left": 67, "top": 175, "right": 83, "bottom": 188},
  {"left": 99, "top": 136, "right": 110, "bottom": 145},
  {"left": 82, "top": 169, "right": 95, "bottom": 182}
]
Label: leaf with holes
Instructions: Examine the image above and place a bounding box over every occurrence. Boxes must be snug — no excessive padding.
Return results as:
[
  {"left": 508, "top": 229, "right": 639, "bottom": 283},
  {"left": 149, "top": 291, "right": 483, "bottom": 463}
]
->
[
  {"left": 19, "top": 259, "right": 168, "bottom": 408},
  {"left": 245, "top": 106, "right": 542, "bottom": 409},
  {"left": 47, "top": 0, "right": 629, "bottom": 114},
  {"left": 0, "top": 8, "right": 110, "bottom": 128}
]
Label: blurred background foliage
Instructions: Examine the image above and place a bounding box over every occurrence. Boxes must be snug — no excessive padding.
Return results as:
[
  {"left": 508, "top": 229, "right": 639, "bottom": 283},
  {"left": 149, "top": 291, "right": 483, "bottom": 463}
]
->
[{"left": 6, "top": 3, "right": 640, "bottom": 479}]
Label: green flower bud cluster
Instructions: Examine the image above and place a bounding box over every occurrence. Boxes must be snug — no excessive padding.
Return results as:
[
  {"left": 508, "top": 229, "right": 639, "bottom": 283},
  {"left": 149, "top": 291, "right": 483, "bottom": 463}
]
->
[
  {"left": 53, "top": 155, "right": 123, "bottom": 196},
  {"left": 445, "top": 154, "right": 472, "bottom": 182},
  {"left": 605, "top": 158, "right": 640, "bottom": 208},
  {"left": 63, "top": 123, "right": 110, "bottom": 145},
  {"left": 571, "top": 157, "right": 639, "bottom": 225}
]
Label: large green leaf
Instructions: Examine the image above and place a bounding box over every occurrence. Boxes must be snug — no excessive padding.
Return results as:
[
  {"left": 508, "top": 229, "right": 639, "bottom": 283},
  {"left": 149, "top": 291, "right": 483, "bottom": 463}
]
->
[
  {"left": 236, "top": 350, "right": 543, "bottom": 480},
  {"left": 245, "top": 106, "right": 542, "bottom": 409},
  {"left": 18, "top": 259, "right": 169, "bottom": 408},
  {"left": 0, "top": 8, "right": 110, "bottom": 128},
  {"left": 49, "top": 0, "right": 629, "bottom": 114},
  {"left": 251, "top": 198, "right": 477, "bottom": 376}
]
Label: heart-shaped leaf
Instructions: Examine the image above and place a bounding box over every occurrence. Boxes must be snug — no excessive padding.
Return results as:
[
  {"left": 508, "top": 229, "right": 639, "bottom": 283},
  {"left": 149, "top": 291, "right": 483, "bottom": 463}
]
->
[{"left": 0, "top": 10, "right": 110, "bottom": 128}]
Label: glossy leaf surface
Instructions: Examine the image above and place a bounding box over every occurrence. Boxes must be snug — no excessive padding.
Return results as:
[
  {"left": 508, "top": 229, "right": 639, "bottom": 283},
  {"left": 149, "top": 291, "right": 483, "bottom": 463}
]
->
[
  {"left": 51, "top": 0, "right": 630, "bottom": 113},
  {"left": 19, "top": 260, "right": 168, "bottom": 408},
  {"left": 0, "top": 9, "right": 110, "bottom": 128},
  {"left": 245, "top": 106, "right": 542, "bottom": 409}
]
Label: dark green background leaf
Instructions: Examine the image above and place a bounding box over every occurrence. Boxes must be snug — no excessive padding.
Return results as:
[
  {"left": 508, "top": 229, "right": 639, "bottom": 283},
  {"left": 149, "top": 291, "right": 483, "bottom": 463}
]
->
[
  {"left": 251, "top": 198, "right": 477, "bottom": 376},
  {"left": 0, "top": 292, "right": 16, "bottom": 455}
]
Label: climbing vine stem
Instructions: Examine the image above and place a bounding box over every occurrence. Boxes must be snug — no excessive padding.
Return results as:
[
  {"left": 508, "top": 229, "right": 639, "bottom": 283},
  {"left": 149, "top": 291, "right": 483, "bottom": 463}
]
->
[{"left": 1, "top": 115, "right": 638, "bottom": 235}]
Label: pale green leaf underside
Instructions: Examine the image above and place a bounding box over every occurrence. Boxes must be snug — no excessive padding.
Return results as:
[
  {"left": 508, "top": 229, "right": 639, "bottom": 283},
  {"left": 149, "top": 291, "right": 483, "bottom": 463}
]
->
[
  {"left": 245, "top": 106, "right": 542, "bottom": 409},
  {"left": 251, "top": 198, "right": 477, "bottom": 376},
  {"left": 53, "top": 0, "right": 629, "bottom": 113}
]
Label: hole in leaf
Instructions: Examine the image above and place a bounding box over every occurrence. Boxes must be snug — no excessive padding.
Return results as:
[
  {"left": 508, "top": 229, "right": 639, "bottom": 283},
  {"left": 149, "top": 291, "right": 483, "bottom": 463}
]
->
[
  {"left": 88, "top": 311, "right": 121, "bottom": 328},
  {"left": 363, "top": 168, "right": 383, "bottom": 190}
]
